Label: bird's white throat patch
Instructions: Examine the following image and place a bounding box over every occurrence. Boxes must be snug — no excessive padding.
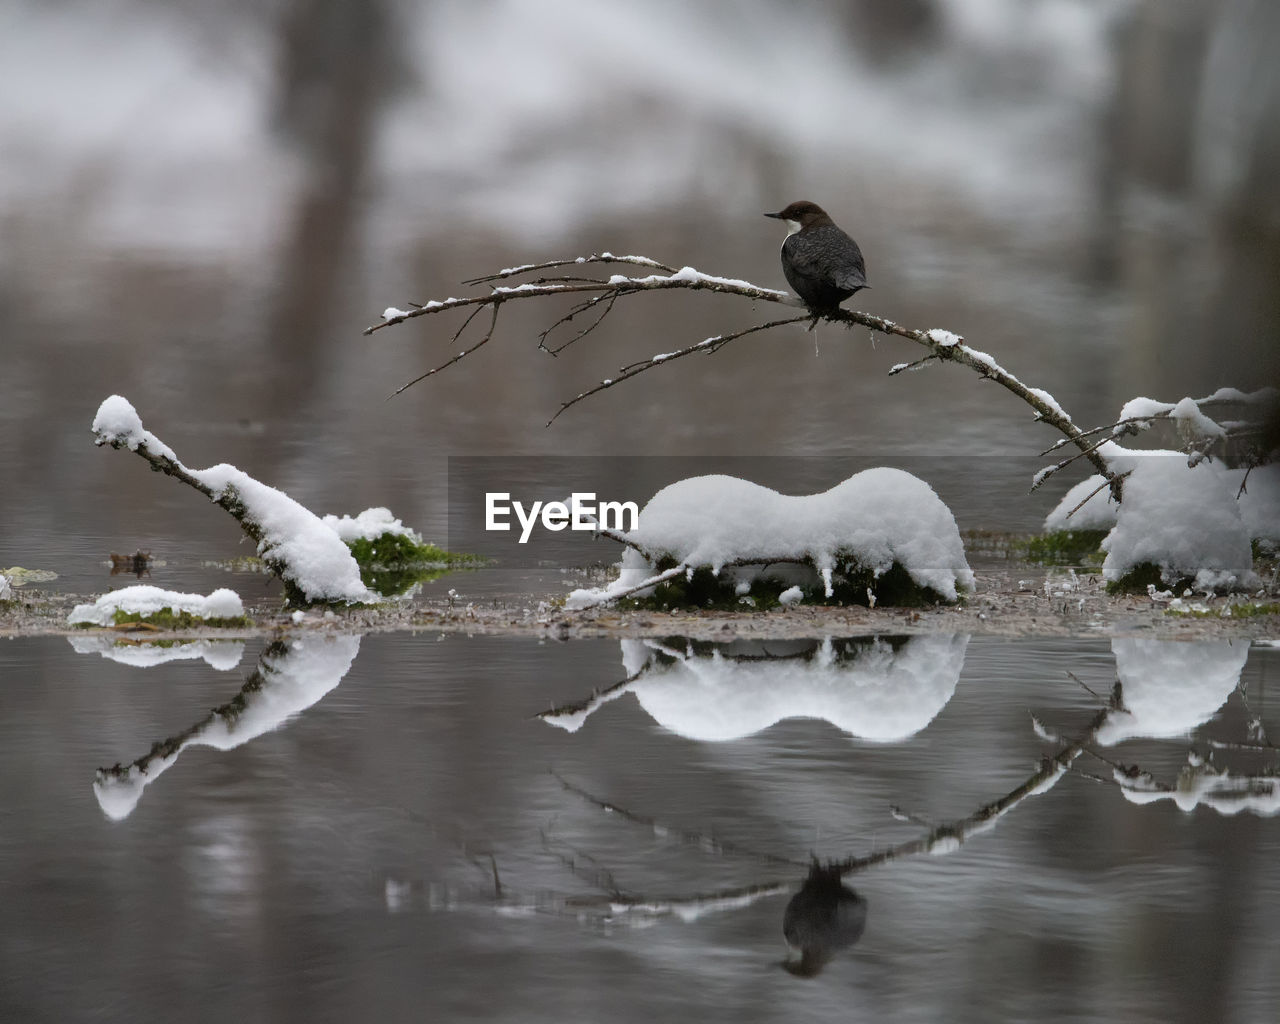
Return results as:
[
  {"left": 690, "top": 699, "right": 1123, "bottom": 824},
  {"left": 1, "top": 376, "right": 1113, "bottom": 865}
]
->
[{"left": 786, "top": 220, "right": 802, "bottom": 235}]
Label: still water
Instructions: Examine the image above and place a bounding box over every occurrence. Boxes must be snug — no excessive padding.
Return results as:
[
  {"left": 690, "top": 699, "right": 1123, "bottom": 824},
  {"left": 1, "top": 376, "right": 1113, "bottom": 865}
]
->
[{"left": 3, "top": 631, "right": 1277, "bottom": 1022}]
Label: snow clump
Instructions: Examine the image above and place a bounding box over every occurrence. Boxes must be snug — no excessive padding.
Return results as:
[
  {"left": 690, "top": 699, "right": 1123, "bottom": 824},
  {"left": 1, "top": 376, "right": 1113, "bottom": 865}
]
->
[
  {"left": 92, "top": 396, "right": 376, "bottom": 604},
  {"left": 567, "top": 468, "right": 973, "bottom": 608},
  {"left": 69, "top": 585, "right": 245, "bottom": 626}
]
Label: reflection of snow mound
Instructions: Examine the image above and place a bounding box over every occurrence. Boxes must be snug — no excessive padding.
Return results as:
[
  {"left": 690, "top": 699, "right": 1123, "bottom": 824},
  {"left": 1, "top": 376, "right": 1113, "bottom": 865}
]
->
[
  {"left": 1098, "top": 638, "right": 1250, "bottom": 745},
  {"left": 93, "top": 634, "right": 361, "bottom": 820},
  {"left": 68, "top": 634, "right": 244, "bottom": 670},
  {"left": 546, "top": 635, "right": 966, "bottom": 742}
]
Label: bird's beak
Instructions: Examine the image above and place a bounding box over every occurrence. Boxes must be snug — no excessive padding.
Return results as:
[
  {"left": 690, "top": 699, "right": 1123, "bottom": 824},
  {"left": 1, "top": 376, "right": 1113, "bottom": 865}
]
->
[{"left": 764, "top": 211, "right": 784, "bottom": 219}]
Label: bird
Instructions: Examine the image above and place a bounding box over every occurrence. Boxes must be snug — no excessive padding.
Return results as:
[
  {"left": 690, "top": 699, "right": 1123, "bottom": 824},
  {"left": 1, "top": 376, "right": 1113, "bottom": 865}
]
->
[
  {"left": 764, "top": 201, "right": 868, "bottom": 314},
  {"left": 781, "top": 858, "right": 868, "bottom": 977}
]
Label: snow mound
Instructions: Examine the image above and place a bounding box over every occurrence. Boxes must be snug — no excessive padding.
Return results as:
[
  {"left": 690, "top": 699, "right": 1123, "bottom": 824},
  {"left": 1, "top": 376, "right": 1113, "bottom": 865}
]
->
[
  {"left": 1047, "top": 461, "right": 1280, "bottom": 549},
  {"left": 68, "top": 585, "right": 245, "bottom": 626},
  {"left": 92, "top": 395, "right": 376, "bottom": 605},
  {"left": 541, "top": 635, "right": 967, "bottom": 742},
  {"left": 321, "top": 506, "right": 422, "bottom": 544},
  {"left": 1044, "top": 448, "right": 1259, "bottom": 589},
  {"left": 1098, "top": 637, "right": 1250, "bottom": 745},
  {"left": 1043, "top": 475, "right": 1119, "bottom": 532},
  {"left": 568, "top": 469, "right": 973, "bottom": 607},
  {"left": 1098, "top": 449, "right": 1255, "bottom": 589},
  {"left": 1234, "top": 463, "right": 1280, "bottom": 545}
]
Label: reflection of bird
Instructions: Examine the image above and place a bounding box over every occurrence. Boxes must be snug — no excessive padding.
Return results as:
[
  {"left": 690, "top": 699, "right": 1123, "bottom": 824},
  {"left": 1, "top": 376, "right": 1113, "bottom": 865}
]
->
[
  {"left": 782, "top": 859, "right": 868, "bottom": 977},
  {"left": 765, "top": 201, "right": 868, "bottom": 314}
]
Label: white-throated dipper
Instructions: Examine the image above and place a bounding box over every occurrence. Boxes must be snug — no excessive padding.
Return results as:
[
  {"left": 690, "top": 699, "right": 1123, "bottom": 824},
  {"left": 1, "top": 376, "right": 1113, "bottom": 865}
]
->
[{"left": 765, "top": 201, "right": 868, "bottom": 314}]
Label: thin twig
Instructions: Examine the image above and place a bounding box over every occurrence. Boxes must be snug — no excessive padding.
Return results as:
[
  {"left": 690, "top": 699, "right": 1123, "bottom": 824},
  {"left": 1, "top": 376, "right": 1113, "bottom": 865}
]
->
[
  {"left": 1065, "top": 470, "right": 1131, "bottom": 520},
  {"left": 461, "top": 254, "right": 678, "bottom": 286},
  {"left": 568, "top": 563, "right": 690, "bottom": 610},
  {"left": 552, "top": 772, "right": 805, "bottom": 869},
  {"left": 887, "top": 353, "right": 939, "bottom": 376},
  {"left": 547, "top": 316, "right": 809, "bottom": 426},
  {"left": 1066, "top": 670, "right": 1104, "bottom": 702},
  {"left": 388, "top": 302, "right": 501, "bottom": 399},
  {"left": 540, "top": 289, "right": 622, "bottom": 356}
]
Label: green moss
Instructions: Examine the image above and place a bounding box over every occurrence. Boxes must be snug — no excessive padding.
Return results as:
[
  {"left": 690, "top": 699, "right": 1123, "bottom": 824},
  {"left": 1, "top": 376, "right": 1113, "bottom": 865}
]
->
[
  {"left": 344, "top": 532, "right": 488, "bottom": 598},
  {"left": 1165, "top": 601, "right": 1280, "bottom": 619},
  {"left": 1222, "top": 601, "right": 1280, "bottom": 618},
  {"left": 1023, "top": 530, "right": 1108, "bottom": 566},
  {"left": 109, "top": 607, "right": 252, "bottom": 630},
  {"left": 1106, "top": 562, "right": 1194, "bottom": 596},
  {"left": 619, "top": 555, "right": 953, "bottom": 611}
]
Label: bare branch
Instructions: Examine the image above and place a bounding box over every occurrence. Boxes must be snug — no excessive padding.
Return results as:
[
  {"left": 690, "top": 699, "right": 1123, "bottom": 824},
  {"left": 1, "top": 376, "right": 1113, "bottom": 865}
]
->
[
  {"left": 539, "top": 289, "right": 622, "bottom": 356},
  {"left": 461, "top": 253, "right": 677, "bottom": 287},
  {"left": 1064, "top": 470, "right": 1132, "bottom": 520},
  {"left": 388, "top": 302, "right": 501, "bottom": 398},
  {"left": 1030, "top": 431, "right": 1116, "bottom": 492},
  {"left": 547, "top": 316, "right": 809, "bottom": 426},
  {"left": 567, "top": 563, "right": 691, "bottom": 610},
  {"left": 367, "top": 257, "right": 1125, "bottom": 490},
  {"left": 552, "top": 772, "right": 806, "bottom": 869}
]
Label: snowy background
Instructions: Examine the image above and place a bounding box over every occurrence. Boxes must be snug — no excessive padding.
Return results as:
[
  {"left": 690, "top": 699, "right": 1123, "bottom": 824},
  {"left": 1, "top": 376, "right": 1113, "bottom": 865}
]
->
[{"left": 2, "top": 0, "right": 1278, "bottom": 568}]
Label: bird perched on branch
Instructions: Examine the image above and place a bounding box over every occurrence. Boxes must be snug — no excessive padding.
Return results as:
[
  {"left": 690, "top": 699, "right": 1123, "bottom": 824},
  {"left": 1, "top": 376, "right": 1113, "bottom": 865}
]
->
[{"left": 765, "top": 201, "right": 868, "bottom": 315}]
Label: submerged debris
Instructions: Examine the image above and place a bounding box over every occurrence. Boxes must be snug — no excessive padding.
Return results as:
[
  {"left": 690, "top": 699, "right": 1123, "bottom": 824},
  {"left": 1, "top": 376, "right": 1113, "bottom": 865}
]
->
[{"left": 109, "top": 549, "right": 152, "bottom": 578}]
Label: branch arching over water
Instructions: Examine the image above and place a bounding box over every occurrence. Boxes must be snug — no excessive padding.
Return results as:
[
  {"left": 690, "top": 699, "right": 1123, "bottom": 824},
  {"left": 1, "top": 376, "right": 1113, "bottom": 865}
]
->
[{"left": 367, "top": 255, "right": 1119, "bottom": 492}]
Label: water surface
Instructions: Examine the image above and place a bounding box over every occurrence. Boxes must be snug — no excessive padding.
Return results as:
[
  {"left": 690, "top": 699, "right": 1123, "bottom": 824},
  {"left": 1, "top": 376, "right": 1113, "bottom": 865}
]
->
[{"left": 3, "top": 632, "right": 1277, "bottom": 1022}]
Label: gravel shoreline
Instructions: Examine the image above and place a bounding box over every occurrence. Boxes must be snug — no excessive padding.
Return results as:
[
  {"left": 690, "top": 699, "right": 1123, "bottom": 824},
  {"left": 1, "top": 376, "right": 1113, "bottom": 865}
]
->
[{"left": 5, "top": 561, "right": 1277, "bottom": 642}]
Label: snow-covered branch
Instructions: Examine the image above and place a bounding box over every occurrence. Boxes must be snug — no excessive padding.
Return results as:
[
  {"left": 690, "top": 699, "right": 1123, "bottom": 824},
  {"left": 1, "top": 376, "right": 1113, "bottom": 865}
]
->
[
  {"left": 1041, "top": 387, "right": 1279, "bottom": 469},
  {"left": 91, "top": 396, "right": 376, "bottom": 606},
  {"left": 366, "top": 255, "right": 1120, "bottom": 488}
]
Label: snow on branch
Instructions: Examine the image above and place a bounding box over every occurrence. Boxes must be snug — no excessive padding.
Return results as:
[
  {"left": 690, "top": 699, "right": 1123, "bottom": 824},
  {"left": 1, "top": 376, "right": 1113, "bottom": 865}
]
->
[
  {"left": 91, "top": 395, "right": 376, "bottom": 606},
  {"left": 1041, "top": 387, "right": 1279, "bottom": 465},
  {"left": 365, "top": 255, "right": 1120, "bottom": 490}
]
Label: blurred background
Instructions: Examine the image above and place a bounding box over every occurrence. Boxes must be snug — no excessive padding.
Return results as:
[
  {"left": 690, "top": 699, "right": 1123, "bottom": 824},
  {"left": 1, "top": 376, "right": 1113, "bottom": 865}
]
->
[{"left": 1, "top": 0, "right": 1278, "bottom": 579}]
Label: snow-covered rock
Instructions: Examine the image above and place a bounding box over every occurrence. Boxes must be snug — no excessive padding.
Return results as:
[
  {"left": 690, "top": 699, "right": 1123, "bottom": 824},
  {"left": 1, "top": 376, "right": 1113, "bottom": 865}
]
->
[
  {"left": 1098, "top": 449, "right": 1255, "bottom": 590},
  {"left": 68, "top": 585, "right": 245, "bottom": 626},
  {"left": 568, "top": 469, "right": 973, "bottom": 607}
]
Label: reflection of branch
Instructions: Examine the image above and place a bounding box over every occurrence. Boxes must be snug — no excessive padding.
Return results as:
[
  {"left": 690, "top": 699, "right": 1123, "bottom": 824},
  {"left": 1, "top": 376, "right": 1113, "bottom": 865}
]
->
[
  {"left": 1098, "top": 755, "right": 1280, "bottom": 816},
  {"left": 540, "top": 684, "right": 1118, "bottom": 919},
  {"left": 829, "top": 688, "right": 1116, "bottom": 874},
  {"left": 552, "top": 771, "right": 806, "bottom": 870},
  {"left": 93, "top": 635, "right": 361, "bottom": 820},
  {"left": 366, "top": 257, "right": 1117, "bottom": 487}
]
